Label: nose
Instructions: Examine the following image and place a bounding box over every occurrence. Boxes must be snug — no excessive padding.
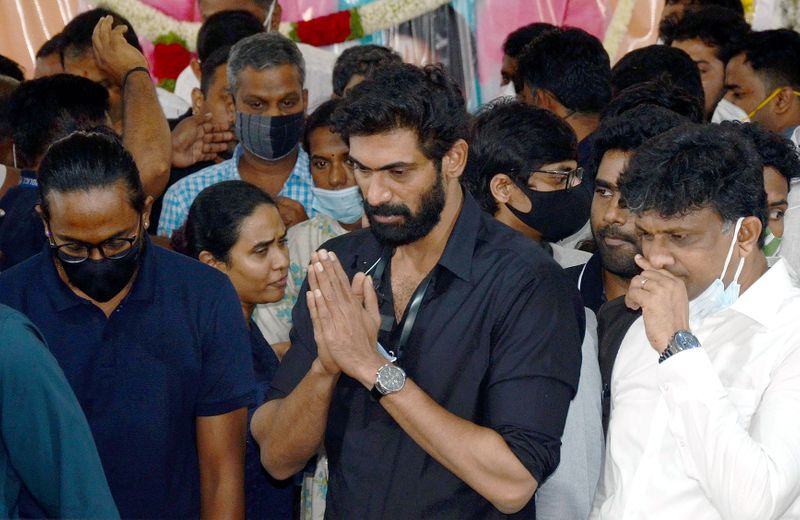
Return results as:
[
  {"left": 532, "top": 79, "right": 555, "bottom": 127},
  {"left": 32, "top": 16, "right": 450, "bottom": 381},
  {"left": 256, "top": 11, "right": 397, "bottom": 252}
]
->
[
  {"left": 602, "top": 194, "right": 627, "bottom": 226},
  {"left": 275, "top": 246, "right": 289, "bottom": 271},
  {"left": 364, "top": 172, "right": 392, "bottom": 206},
  {"left": 643, "top": 236, "right": 675, "bottom": 270},
  {"left": 328, "top": 160, "right": 350, "bottom": 188},
  {"left": 88, "top": 246, "right": 105, "bottom": 261}
]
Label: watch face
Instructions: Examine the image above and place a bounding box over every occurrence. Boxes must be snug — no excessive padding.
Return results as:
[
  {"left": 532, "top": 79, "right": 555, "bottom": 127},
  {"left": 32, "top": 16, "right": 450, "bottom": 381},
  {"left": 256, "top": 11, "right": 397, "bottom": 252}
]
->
[
  {"left": 378, "top": 365, "right": 406, "bottom": 393},
  {"left": 674, "top": 330, "right": 700, "bottom": 350}
]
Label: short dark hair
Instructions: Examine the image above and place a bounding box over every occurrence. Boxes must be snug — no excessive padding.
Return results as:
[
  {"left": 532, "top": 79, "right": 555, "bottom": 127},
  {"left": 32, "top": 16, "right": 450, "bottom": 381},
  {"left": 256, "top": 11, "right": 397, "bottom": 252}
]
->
[
  {"left": 38, "top": 129, "right": 146, "bottom": 218},
  {"left": 7, "top": 74, "right": 109, "bottom": 168},
  {"left": 463, "top": 99, "right": 576, "bottom": 214},
  {"left": 200, "top": 46, "right": 230, "bottom": 96},
  {"left": 228, "top": 32, "right": 305, "bottom": 93},
  {"left": 197, "top": 10, "right": 263, "bottom": 64},
  {"left": 502, "top": 22, "right": 557, "bottom": 58},
  {"left": 667, "top": 6, "right": 750, "bottom": 63},
  {"left": 611, "top": 45, "right": 705, "bottom": 109},
  {"left": 302, "top": 98, "right": 344, "bottom": 155},
  {"left": 0, "top": 77, "right": 19, "bottom": 140},
  {"left": 619, "top": 123, "right": 767, "bottom": 243},
  {"left": 660, "top": 0, "right": 745, "bottom": 41},
  {"left": 517, "top": 27, "right": 611, "bottom": 114},
  {"left": 36, "top": 33, "right": 65, "bottom": 59},
  {"left": 732, "top": 29, "right": 800, "bottom": 91},
  {"left": 588, "top": 104, "right": 690, "bottom": 182},
  {"left": 602, "top": 79, "right": 705, "bottom": 122},
  {"left": 724, "top": 121, "right": 800, "bottom": 189},
  {"left": 61, "top": 8, "right": 142, "bottom": 63},
  {"left": 331, "top": 45, "right": 402, "bottom": 97},
  {"left": 0, "top": 55, "right": 24, "bottom": 82},
  {"left": 333, "top": 63, "right": 468, "bottom": 166},
  {"left": 178, "top": 180, "right": 276, "bottom": 263}
]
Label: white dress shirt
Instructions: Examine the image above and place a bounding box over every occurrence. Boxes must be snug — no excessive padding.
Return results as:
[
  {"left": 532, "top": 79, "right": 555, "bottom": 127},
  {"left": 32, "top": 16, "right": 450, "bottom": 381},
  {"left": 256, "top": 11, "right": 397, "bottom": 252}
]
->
[{"left": 591, "top": 259, "right": 800, "bottom": 520}]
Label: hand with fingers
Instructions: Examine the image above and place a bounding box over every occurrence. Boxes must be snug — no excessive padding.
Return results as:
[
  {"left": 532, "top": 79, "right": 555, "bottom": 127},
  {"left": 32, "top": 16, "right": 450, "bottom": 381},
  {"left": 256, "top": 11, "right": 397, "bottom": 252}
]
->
[
  {"left": 171, "top": 113, "right": 235, "bottom": 168},
  {"left": 91, "top": 15, "right": 149, "bottom": 87},
  {"left": 306, "top": 249, "right": 385, "bottom": 386},
  {"left": 625, "top": 254, "right": 690, "bottom": 353}
]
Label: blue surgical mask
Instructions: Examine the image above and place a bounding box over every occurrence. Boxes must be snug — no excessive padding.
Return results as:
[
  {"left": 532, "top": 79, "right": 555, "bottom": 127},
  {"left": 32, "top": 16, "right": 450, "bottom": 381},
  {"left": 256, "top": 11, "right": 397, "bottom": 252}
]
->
[
  {"left": 688, "top": 217, "right": 745, "bottom": 328},
  {"left": 311, "top": 185, "right": 363, "bottom": 224}
]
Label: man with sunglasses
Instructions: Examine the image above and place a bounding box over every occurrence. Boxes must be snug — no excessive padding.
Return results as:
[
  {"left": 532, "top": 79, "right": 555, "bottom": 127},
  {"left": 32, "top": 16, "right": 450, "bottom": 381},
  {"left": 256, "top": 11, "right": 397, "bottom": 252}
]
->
[
  {"left": 462, "top": 98, "right": 602, "bottom": 520},
  {"left": 0, "top": 131, "right": 255, "bottom": 519}
]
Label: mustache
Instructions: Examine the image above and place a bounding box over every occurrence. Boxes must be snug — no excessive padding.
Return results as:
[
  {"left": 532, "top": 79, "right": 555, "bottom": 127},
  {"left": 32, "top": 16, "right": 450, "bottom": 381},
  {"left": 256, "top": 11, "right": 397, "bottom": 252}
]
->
[
  {"left": 597, "top": 225, "right": 638, "bottom": 244},
  {"left": 364, "top": 202, "right": 412, "bottom": 219}
]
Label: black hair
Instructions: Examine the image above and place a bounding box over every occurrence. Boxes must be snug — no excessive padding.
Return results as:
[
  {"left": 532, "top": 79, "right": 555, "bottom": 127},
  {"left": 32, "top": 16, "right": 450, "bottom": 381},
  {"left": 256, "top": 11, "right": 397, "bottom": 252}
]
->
[
  {"left": 619, "top": 123, "right": 767, "bottom": 244},
  {"left": 611, "top": 45, "right": 705, "bottom": 110},
  {"left": 0, "top": 55, "right": 24, "bottom": 82},
  {"left": 177, "top": 180, "right": 276, "bottom": 263},
  {"left": 462, "top": 99, "right": 576, "bottom": 214},
  {"left": 517, "top": 27, "right": 611, "bottom": 114},
  {"left": 7, "top": 74, "right": 109, "bottom": 168},
  {"left": 588, "top": 104, "right": 690, "bottom": 182},
  {"left": 38, "top": 129, "right": 146, "bottom": 218},
  {"left": 666, "top": 6, "right": 750, "bottom": 63},
  {"left": 36, "top": 33, "right": 65, "bottom": 59},
  {"left": 200, "top": 46, "right": 230, "bottom": 96},
  {"left": 331, "top": 45, "right": 402, "bottom": 97},
  {"left": 197, "top": 10, "right": 263, "bottom": 64},
  {"left": 723, "top": 121, "right": 800, "bottom": 190},
  {"left": 61, "top": 8, "right": 142, "bottom": 63},
  {"left": 502, "top": 22, "right": 557, "bottom": 58},
  {"left": 0, "top": 77, "right": 19, "bottom": 140},
  {"left": 660, "top": 0, "right": 745, "bottom": 41},
  {"left": 733, "top": 29, "right": 800, "bottom": 91},
  {"left": 603, "top": 79, "right": 705, "bottom": 123},
  {"left": 302, "top": 98, "right": 344, "bottom": 155},
  {"left": 333, "top": 63, "right": 468, "bottom": 166}
]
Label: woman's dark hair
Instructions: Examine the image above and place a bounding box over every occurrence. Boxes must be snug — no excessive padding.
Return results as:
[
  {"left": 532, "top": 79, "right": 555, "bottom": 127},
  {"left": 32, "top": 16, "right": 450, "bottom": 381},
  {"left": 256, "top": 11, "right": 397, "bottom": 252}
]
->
[
  {"left": 462, "top": 98, "right": 576, "bottom": 214},
  {"left": 333, "top": 63, "right": 468, "bottom": 168},
  {"left": 175, "top": 180, "right": 276, "bottom": 263},
  {"left": 619, "top": 123, "right": 767, "bottom": 245},
  {"left": 38, "top": 129, "right": 146, "bottom": 218},
  {"left": 302, "top": 98, "right": 344, "bottom": 155},
  {"left": 602, "top": 79, "right": 705, "bottom": 123},
  {"left": 723, "top": 121, "right": 800, "bottom": 190},
  {"left": 588, "top": 104, "right": 689, "bottom": 182}
]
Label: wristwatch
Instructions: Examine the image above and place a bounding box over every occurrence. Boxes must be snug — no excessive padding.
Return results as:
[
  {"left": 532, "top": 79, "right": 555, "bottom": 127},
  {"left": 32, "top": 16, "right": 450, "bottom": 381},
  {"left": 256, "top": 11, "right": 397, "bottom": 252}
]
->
[
  {"left": 370, "top": 363, "right": 406, "bottom": 401},
  {"left": 658, "top": 330, "right": 701, "bottom": 364}
]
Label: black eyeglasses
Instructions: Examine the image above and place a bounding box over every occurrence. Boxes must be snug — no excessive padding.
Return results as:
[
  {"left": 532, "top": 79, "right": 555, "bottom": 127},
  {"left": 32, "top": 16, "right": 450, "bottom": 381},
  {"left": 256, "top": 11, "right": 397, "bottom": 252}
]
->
[
  {"left": 528, "top": 166, "right": 584, "bottom": 191},
  {"left": 48, "top": 222, "right": 141, "bottom": 264}
]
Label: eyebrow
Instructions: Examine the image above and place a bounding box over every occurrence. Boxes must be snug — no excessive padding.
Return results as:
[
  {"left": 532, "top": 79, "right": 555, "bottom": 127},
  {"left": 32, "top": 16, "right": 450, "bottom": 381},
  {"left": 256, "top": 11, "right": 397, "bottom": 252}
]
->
[
  {"left": 634, "top": 222, "right": 693, "bottom": 234},
  {"left": 252, "top": 231, "right": 287, "bottom": 249},
  {"left": 347, "top": 155, "right": 416, "bottom": 172},
  {"left": 594, "top": 178, "right": 617, "bottom": 190},
  {"left": 769, "top": 199, "right": 788, "bottom": 207}
]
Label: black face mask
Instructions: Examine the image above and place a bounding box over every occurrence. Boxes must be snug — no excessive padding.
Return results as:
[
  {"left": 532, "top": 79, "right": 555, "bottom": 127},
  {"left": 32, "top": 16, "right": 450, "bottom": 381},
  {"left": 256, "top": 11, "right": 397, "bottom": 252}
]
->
[
  {"left": 56, "top": 239, "right": 144, "bottom": 303},
  {"left": 507, "top": 182, "right": 592, "bottom": 243},
  {"left": 235, "top": 111, "right": 304, "bottom": 161}
]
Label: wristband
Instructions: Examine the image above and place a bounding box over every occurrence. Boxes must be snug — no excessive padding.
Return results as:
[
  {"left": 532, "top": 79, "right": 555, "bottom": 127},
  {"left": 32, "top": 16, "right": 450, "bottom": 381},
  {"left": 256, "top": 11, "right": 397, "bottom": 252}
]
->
[{"left": 121, "top": 66, "right": 150, "bottom": 90}]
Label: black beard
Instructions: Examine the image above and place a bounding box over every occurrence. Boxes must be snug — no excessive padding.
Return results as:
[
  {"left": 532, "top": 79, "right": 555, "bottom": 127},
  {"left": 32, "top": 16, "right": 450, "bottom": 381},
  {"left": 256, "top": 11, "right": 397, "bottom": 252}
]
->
[
  {"left": 364, "top": 169, "right": 446, "bottom": 248},
  {"left": 593, "top": 224, "right": 641, "bottom": 279}
]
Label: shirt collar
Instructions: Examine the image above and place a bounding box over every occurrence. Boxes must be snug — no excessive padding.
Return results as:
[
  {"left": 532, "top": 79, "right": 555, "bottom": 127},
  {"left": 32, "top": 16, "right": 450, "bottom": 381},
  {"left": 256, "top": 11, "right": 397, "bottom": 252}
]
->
[
  {"left": 42, "top": 235, "right": 158, "bottom": 312},
  {"left": 729, "top": 258, "right": 797, "bottom": 328},
  {"left": 435, "top": 191, "right": 480, "bottom": 283}
]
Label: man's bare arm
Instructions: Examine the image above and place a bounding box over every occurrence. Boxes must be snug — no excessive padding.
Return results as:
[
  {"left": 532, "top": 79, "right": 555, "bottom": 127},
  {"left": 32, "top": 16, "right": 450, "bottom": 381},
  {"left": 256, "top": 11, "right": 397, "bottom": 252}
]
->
[{"left": 196, "top": 408, "right": 247, "bottom": 520}]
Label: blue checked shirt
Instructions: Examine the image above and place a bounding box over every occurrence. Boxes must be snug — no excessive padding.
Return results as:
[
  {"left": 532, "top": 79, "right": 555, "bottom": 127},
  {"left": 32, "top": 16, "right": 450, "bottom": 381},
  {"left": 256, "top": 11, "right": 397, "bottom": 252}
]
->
[{"left": 158, "top": 145, "right": 313, "bottom": 238}]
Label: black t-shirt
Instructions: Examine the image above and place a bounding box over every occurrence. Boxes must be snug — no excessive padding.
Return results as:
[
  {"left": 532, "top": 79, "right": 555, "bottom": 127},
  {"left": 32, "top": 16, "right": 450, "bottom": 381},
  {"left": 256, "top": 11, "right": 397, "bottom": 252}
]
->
[{"left": 268, "top": 193, "right": 584, "bottom": 519}]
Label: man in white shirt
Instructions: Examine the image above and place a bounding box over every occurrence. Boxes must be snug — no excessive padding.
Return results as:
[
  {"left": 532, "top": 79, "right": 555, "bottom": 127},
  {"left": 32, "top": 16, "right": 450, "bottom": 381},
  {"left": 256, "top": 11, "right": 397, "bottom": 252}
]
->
[{"left": 591, "top": 123, "right": 800, "bottom": 519}]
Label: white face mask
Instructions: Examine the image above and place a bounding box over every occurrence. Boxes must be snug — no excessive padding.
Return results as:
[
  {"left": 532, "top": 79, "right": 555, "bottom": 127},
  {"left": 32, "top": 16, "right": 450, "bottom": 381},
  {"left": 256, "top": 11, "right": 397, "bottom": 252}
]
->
[
  {"left": 791, "top": 126, "right": 800, "bottom": 148},
  {"left": 498, "top": 82, "right": 516, "bottom": 98},
  {"left": 711, "top": 98, "right": 750, "bottom": 124},
  {"left": 311, "top": 185, "right": 364, "bottom": 224},
  {"left": 688, "top": 217, "right": 745, "bottom": 329}
]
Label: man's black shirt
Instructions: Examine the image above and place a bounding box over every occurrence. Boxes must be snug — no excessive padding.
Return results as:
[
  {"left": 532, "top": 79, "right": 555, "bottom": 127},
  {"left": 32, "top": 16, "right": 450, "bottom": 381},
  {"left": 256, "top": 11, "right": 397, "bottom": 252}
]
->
[{"left": 268, "top": 193, "right": 584, "bottom": 519}]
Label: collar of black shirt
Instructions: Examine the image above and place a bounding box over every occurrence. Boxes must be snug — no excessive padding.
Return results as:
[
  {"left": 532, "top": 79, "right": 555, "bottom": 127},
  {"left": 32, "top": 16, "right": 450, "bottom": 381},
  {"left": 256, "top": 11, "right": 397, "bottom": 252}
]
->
[{"left": 41, "top": 234, "right": 158, "bottom": 312}]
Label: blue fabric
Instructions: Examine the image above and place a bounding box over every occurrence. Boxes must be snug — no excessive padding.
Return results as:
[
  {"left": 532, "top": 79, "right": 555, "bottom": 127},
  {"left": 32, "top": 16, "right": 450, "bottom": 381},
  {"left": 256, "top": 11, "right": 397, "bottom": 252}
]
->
[
  {"left": 0, "top": 170, "right": 43, "bottom": 271},
  {"left": 245, "top": 321, "right": 293, "bottom": 520},
  {"left": 0, "top": 239, "right": 255, "bottom": 519},
  {"left": 0, "top": 304, "right": 119, "bottom": 519},
  {"left": 158, "top": 145, "right": 314, "bottom": 238}
]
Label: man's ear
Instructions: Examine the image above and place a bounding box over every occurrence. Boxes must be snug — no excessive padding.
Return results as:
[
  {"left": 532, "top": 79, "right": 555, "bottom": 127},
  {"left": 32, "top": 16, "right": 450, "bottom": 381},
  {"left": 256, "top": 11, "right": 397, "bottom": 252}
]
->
[
  {"left": 142, "top": 196, "right": 154, "bottom": 232},
  {"left": 34, "top": 204, "right": 50, "bottom": 237},
  {"left": 190, "top": 58, "right": 201, "bottom": 81},
  {"left": 442, "top": 139, "right": 468, "bottom": 180},
  {"left": 191, "top": 87, "right": 204, "bottom": 116},
  {"left": 737, "top": 215, "right": 763, "bottom": 257},
  {"left": 489, "top": 173, "right": 514, "bottom": 204},
  {"left": 774, "top": 86, "right": 797, "bottom": 115}
]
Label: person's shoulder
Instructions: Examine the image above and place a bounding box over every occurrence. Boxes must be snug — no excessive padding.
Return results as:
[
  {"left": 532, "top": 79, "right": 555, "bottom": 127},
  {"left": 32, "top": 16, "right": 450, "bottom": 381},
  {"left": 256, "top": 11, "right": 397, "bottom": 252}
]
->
[
  {"left": 150, "top": 245, "right": 234, "bottom": 300},
  {"left": 288, "top": 214, "right": 344, "bottom": 241},
  {"left": 0, "top": 252, "right": 46, "bottom": 292},
  {"left": 165, "top": 157, "right": 237, "bottom": 200},
  {"left": 477, "top": 215, "right": 562, "bottom": 274},
  {"left": 0, "top": 303, "right": 48, "bottom": 367}
]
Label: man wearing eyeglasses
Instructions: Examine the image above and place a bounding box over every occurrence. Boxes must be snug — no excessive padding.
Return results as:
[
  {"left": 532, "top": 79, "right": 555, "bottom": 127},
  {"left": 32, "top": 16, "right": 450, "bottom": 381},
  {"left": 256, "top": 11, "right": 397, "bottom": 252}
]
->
[{"left": 0, "top": 131, "right": 255, "bottom": 519}]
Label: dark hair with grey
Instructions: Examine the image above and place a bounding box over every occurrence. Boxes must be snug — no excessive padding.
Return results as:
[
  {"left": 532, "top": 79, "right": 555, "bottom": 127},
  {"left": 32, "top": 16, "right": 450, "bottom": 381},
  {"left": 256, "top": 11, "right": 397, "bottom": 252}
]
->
[{"left": 227, "top": 32, "right": 305, "bottom": 94}]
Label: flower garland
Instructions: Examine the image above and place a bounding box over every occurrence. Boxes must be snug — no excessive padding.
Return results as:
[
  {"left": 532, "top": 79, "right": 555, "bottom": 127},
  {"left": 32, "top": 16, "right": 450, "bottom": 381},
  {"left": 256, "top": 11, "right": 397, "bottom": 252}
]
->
[
  {"left": 602, "top": 0, "right": 637, "bottom": 62},
  {"left": 97, "top": 0, "right": 452, "bottom": 49}
]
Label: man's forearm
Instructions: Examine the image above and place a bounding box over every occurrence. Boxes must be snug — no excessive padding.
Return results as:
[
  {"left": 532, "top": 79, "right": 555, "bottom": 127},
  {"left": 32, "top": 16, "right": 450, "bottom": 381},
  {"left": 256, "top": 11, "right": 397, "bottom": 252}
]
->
[
  {"left": 251, "top": 359, "right": 338, "bottom": 480},
  {"left": 379, "top": 378, "right": 538, "bottom": 514},
  {"left": 122, "top": 72, "right": 171, "bottom": 197}
]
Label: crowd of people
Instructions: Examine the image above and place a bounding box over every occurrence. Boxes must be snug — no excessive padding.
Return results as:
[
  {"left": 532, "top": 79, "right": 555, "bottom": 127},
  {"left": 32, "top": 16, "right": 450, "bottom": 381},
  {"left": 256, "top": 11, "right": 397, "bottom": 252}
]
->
[{"left": 1, "top": 0, "right": 800, "bottom": 518}]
